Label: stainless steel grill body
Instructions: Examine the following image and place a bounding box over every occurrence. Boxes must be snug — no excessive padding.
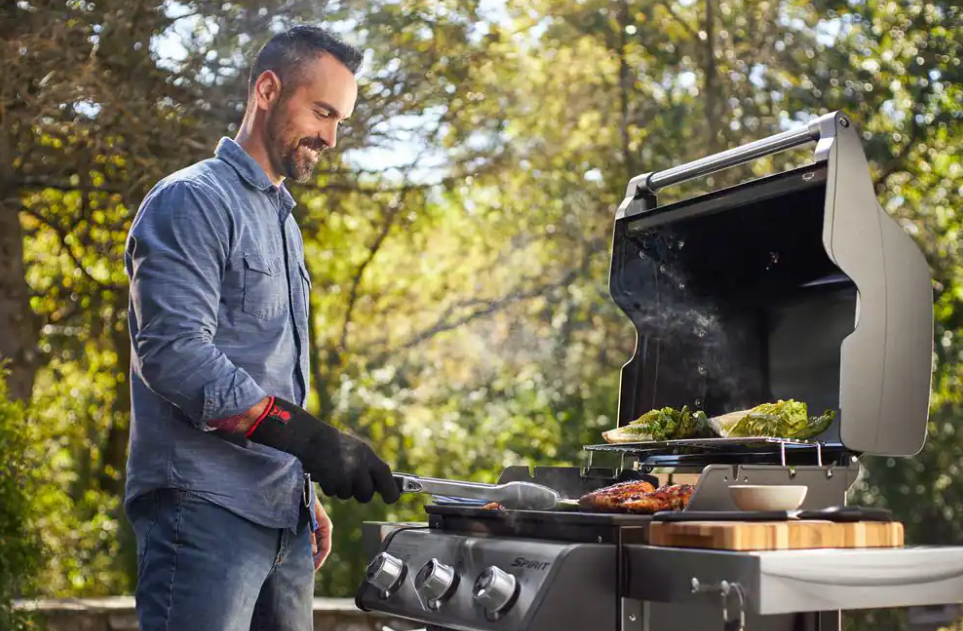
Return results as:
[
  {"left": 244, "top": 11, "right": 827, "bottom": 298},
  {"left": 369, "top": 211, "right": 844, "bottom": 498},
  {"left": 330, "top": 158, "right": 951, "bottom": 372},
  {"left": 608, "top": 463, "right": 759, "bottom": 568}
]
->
[
  {"left": 359, "top": 517, "right": 963, "bottom": 631},
  {"left": 359, "top": 528, "right": 616, "bottom": 631}
]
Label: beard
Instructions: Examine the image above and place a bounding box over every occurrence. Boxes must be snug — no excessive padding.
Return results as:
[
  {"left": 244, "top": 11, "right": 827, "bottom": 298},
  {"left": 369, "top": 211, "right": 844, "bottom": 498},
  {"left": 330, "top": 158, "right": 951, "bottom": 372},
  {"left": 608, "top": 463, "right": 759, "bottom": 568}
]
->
[{"left": 265, "top": 105, "right": 327, "bottom": 183}]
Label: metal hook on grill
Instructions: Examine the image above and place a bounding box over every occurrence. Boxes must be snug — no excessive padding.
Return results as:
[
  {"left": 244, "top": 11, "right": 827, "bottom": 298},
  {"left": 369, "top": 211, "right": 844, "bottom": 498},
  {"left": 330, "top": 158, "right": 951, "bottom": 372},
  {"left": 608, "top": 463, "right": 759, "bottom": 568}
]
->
[
  {"left": 691, "top": 578, "right": 746, "bottom": 631},
  {"left": 581, "top": 450, "right": 595, "bottom": 477},
  {"left": 721, "top": 581, "right": 746, "bottom": 631}
]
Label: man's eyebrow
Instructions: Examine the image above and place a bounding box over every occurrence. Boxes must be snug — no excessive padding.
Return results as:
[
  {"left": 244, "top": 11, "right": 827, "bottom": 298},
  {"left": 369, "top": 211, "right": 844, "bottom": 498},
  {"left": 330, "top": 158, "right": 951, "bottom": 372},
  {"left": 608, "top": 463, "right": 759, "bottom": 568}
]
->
[{"left": 313, "top": 100, "right": 348, "bottom": 120}]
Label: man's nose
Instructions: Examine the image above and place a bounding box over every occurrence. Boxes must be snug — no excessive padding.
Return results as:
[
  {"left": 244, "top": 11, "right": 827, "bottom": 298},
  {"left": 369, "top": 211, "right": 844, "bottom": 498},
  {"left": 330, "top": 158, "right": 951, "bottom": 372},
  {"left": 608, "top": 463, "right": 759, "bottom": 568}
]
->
[{"left": 318, "top": 123, "right": 337, "bottom": 150}]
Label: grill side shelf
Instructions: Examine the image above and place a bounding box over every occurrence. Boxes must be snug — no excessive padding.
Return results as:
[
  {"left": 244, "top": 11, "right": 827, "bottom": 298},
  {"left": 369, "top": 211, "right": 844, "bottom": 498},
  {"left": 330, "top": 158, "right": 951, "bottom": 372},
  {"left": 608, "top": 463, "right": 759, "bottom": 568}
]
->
[{"left": 625, "top": 545, "right": 963, "bottom": 616}]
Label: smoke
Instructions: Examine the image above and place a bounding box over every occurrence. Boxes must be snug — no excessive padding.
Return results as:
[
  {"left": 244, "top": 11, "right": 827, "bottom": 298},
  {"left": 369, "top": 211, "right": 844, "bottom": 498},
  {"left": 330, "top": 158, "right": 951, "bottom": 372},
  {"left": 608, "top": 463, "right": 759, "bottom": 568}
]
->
[{"left": 620, "top": 234, "right": 766, "bottom": 414}]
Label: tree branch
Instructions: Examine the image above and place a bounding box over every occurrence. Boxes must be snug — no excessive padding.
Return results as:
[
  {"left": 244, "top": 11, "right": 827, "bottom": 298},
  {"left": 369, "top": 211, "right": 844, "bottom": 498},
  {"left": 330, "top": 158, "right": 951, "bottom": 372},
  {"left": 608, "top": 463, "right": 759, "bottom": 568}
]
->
[
  {"left": 19, "top": 206, "right": 125, "bottom": 292},
  {"left": 873, "top": 123, "right": 922, "bottom": 196},
  {"left": 293, "top": 179, "right": 436, "bottom": 195},
  {"left": 38, "top": 297, "right": 86, "bottom": 330},
  {"left": 158, "top": 9, "right": 204, "bottom": 28},
  {"left": 294, "top": 150, "right": 508, "bottom": 197},
  {"left": 329, "top": 139, "right": 503, "bottom": 355},
  {"left": 18, "top": 175, "right": 126, "bottom": 195},
  {"left": 659, "top": 2, "right": 700, "bottom": 40},
  {"left": 368, "top": 271, "right": 578, "bottom": 367},
  {"left": 338, "top": 189, "right": 409, "bottom": 354}
]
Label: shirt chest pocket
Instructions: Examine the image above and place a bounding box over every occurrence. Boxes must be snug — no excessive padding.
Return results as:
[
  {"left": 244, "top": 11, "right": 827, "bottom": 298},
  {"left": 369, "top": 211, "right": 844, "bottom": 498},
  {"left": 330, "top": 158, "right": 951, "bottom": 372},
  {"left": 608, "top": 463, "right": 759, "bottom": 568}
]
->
[{"left": 242, "top": 252, "right": 287, "bottom": 320}]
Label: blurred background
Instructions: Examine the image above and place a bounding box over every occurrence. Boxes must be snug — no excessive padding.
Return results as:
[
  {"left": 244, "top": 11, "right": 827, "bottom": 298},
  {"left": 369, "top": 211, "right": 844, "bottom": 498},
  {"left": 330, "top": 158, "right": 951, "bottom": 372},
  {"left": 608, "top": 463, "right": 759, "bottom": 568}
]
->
[{"left": 0, "top": 0, "right": 960, "bottom": 629}]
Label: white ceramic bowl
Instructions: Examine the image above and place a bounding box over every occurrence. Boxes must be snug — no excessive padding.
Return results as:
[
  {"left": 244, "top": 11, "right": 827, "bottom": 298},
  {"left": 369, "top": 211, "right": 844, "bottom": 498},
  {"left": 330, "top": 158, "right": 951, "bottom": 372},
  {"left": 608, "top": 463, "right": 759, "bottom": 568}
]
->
[{"left": 729, "top": 485, "right": 808, "bottom": 511}]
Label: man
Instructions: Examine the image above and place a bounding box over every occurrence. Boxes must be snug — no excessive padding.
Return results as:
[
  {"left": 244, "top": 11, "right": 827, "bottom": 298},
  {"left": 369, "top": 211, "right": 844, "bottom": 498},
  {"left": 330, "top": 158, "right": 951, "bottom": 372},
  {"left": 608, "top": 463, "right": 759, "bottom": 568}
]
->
[{"left": 123, "top": 25, "right": 400, "bottom": 631}]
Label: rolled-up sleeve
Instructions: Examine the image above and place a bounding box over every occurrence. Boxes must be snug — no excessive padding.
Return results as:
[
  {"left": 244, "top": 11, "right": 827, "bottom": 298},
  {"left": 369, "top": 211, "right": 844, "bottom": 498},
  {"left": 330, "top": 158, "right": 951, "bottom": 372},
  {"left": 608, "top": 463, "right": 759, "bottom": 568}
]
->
[{"left": 126, "top": 180, "right": 266, "bottom": 428}]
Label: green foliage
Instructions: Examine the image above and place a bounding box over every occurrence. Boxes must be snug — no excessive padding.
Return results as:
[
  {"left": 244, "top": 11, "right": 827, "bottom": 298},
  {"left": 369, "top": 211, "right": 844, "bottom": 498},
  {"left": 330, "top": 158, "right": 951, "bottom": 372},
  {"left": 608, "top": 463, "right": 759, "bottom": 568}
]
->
[
  {"left": 3, "top": 5, "right": 962, "bottom": 631},
  {"left": 0, "top": 366, "right": 43, "bottom": 630},
  {"left": 27, "top": 354, "right": 129, "bottom": 596}
]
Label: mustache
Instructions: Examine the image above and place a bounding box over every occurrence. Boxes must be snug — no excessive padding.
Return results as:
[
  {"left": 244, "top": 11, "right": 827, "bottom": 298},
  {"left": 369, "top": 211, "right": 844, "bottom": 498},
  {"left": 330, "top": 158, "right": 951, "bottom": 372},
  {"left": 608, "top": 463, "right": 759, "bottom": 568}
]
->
[{"left": 298, "top": 137, "right": 329, "bottom": 152}]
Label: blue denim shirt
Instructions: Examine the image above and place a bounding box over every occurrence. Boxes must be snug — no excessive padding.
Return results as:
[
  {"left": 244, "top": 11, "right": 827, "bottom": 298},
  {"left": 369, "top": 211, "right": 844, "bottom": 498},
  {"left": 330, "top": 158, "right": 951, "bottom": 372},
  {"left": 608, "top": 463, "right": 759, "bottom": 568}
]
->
[{"left": 125, "top": 137, "right": 317, "bottom": 533}]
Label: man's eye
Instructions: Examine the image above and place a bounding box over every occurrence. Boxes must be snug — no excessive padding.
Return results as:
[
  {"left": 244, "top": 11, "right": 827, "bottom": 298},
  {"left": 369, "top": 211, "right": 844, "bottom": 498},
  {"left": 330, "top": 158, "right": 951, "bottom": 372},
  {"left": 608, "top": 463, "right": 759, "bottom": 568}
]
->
[{"left": 315, "top": 110, "right": 331, "bottom": 119}]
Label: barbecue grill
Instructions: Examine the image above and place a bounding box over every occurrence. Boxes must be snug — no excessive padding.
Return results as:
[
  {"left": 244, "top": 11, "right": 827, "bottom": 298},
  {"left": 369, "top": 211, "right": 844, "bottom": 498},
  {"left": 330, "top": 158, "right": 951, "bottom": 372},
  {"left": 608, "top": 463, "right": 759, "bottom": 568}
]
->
[{"left": 355, "top": 111, "right": 963, "bottom": 631}]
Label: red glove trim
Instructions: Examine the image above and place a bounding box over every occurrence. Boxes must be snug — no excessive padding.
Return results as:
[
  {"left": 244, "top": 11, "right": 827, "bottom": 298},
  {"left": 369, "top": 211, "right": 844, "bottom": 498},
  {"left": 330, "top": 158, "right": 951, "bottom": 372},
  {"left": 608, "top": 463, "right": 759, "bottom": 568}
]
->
[{"left": 246, "top": 396, "right": 276, "bottom": 438}]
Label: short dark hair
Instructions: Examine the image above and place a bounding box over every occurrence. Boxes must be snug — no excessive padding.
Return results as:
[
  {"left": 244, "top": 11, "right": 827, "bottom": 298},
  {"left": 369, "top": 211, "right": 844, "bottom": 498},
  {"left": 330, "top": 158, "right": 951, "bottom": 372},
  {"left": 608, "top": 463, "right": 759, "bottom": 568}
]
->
[{"left": 248, "top": 25, "right": 364, "bottom": 94}]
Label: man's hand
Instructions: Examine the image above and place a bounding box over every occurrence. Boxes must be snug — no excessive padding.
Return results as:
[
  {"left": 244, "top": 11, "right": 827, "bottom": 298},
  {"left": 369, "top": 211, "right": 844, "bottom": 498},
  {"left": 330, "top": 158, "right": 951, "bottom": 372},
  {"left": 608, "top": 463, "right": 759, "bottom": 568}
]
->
[
  {"left": 245, "top": 396, "right": 401, "bottom": 504},
  {"left": 310, "top": 497, "right": 332, "bottom": 571}
]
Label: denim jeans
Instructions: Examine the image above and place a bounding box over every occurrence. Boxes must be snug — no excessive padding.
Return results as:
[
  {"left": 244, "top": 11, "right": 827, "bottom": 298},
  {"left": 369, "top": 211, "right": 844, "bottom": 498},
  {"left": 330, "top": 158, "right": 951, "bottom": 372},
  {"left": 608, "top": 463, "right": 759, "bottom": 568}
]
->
[{"left": 126, "top": 488, "right": 314, "bottom": 631}]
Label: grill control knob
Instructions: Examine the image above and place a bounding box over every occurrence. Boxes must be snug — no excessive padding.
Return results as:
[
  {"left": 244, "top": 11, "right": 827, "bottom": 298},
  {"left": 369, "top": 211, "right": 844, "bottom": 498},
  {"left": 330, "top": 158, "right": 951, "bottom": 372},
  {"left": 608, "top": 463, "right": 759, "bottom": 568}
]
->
[
  {"left": 414, "top": 558, "right": 458, "bottom": 607},
  {"left": 473, "top": 566, "right": 518, "bottom": 616},
  {"left": 365, "top": 552, "right": 406, "bottom": 596}
]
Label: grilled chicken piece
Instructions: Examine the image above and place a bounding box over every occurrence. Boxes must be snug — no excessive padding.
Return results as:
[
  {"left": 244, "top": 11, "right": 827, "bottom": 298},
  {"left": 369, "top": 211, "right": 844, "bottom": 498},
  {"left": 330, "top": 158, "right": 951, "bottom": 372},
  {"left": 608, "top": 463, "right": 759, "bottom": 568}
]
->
[
  {"left": 579, "top": 481, "right": 694, "bottom": 513},
  {"left": 621, "top": 483, "right": 694, "bottom": 513},
  {"left": 578, "top": 479, "right": 657, "bottom": 511}
]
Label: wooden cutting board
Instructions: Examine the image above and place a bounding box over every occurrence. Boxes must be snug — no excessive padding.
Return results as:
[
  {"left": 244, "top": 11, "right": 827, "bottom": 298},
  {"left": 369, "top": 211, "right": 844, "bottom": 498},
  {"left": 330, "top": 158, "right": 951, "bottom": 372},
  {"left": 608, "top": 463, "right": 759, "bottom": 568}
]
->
[{"left": 648, "top": 520, "right": 904, "bottom": 551}]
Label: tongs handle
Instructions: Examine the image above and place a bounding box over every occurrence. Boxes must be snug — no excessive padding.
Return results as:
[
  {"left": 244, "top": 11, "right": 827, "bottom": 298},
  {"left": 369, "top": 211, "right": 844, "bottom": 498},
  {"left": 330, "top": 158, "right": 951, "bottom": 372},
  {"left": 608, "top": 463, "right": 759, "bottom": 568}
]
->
[
  {"left": 393, "top": 474, "right": 561, "bottom": 510},
  {"left": 394, "top": 474, "right": 499, "bottom": 501}
]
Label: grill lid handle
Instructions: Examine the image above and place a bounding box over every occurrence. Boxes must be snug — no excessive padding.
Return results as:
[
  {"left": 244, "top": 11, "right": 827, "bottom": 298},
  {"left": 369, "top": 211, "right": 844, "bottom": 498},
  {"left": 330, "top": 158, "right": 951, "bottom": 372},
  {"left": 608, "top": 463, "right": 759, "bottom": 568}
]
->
[{"left": 631, "top": 111, "right": 844, "bottom": 195}]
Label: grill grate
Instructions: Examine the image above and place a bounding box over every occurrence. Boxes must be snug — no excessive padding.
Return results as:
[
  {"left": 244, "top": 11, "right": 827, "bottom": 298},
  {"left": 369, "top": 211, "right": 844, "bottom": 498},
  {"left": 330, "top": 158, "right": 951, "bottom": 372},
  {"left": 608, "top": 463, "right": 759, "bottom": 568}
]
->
[{"left": 583, "top": 437, "right": 852, "bottom": 468}]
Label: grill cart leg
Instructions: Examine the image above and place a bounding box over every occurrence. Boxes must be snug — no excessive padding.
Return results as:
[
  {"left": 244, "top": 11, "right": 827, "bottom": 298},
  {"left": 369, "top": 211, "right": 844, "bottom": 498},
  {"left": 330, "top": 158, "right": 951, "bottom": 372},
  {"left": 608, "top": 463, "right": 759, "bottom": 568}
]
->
[{"left": 816, "top": 612, "right": 841, "bottom": 631}]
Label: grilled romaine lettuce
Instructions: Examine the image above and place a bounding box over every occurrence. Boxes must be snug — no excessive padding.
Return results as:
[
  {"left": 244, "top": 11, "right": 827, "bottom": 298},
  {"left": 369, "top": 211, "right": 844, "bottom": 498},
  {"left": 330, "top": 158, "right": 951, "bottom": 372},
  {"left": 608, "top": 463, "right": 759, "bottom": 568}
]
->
[
  {"left": 794, "top": 409, "right": 835, "bottom": 439},
  {"left": 603, "top": 405, "right": 712, "bottom": 443},
  {"left": 709, "top": 399, "right": 834, "bottom": 439},
  {"left": 603, "top": 399, "right": 835, "bottom": 444}
]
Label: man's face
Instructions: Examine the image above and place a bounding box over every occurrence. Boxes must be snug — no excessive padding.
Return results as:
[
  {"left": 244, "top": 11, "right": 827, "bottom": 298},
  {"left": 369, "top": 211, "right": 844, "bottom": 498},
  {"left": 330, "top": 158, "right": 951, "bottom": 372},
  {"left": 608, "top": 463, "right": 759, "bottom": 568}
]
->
[{"left": 262, "top": 54, "right": 357, "bottom": 183}]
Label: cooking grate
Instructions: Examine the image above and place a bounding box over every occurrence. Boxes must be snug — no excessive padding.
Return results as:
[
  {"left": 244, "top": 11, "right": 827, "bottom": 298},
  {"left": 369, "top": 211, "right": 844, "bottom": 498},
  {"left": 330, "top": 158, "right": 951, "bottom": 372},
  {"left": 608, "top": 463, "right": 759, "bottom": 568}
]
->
[
  {"left": 424, "top": 503, "right": 653, "bottom": 544},
  {"left": 583, "top": 437, "right": 852, "bottom": 469}
]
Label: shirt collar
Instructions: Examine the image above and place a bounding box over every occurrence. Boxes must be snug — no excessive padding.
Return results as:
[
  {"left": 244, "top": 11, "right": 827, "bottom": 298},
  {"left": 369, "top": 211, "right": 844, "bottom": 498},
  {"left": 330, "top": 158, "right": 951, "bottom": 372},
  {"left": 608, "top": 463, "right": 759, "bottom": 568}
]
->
[
  {"left": 277, "top": 181, "right": 296, "bottom": 211},
  {"left": 215, "top": 137, "right": 273, "bottom": 190},
  {"left": 214, "top": 137, "right": 297, "bottom": 211}
]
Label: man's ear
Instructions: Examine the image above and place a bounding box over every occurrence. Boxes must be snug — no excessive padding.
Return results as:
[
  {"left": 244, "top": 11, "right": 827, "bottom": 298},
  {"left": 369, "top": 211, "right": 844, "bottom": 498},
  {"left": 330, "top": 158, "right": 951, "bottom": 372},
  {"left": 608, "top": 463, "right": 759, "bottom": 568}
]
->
[{"left": 253, "top": 70, "right": 283, "bottom": 111}]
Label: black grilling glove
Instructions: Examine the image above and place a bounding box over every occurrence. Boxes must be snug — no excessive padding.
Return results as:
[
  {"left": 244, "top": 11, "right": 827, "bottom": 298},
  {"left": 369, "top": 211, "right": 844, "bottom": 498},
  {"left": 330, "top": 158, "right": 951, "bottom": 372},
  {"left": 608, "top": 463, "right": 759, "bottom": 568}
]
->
[{"left": 246, "top": 396, "right": 401, "bottom": 504}]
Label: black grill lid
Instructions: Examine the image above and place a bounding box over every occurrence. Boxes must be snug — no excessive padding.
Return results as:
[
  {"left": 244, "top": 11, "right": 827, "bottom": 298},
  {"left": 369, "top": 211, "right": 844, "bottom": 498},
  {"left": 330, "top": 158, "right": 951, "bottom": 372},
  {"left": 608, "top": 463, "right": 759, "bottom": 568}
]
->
[{"left": 608, "top": 111, "right": 933, "bottom": 458}]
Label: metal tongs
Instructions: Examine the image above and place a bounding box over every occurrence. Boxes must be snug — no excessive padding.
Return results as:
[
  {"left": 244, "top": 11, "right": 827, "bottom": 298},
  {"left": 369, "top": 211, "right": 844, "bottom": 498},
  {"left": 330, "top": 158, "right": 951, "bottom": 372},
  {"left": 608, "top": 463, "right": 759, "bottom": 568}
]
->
[{"left": 393, "top": 473, "right": 568, "bottom": 511}]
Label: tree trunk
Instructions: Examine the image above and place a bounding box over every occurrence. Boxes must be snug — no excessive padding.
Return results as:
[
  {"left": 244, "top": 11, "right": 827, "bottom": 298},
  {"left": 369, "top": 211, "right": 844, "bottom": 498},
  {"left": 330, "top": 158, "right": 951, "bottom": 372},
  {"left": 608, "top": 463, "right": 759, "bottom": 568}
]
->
[
  {"left": 702, "top": 0, "right": 722, "bottom": 154},
  {"left": 0, "top": 124, "right": 39, "bottom": 403},
  {"left": 103, "top": 288, "right": 138, "bottom": 591},
  {"left": 617, "top": 0, "right": 634, "bottom": 180},
  {"left": 101, "top": 289, "right": 131, "bottom": 497}
]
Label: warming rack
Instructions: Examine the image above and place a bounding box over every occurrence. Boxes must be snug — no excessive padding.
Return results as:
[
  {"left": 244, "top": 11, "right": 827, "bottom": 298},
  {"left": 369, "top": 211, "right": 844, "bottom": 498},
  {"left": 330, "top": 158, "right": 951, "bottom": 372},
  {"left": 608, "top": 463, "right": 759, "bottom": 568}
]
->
[{"left": 582, "top": 437, "right": 852, "bottom": 469}]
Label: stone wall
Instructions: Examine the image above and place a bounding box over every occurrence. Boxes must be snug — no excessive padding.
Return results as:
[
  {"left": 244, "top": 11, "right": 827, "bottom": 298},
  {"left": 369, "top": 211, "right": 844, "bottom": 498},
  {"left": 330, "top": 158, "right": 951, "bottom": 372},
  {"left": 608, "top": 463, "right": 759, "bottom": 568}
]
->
[{"left": 13, "top": 596, "right": 424, "bottom": 631}]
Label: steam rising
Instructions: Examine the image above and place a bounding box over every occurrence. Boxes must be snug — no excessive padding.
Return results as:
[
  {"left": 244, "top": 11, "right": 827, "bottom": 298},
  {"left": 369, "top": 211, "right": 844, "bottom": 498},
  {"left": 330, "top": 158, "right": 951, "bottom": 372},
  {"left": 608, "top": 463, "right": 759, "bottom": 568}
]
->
[{"left": 622, "top": 231, "right": 767, "bottom": 414}]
